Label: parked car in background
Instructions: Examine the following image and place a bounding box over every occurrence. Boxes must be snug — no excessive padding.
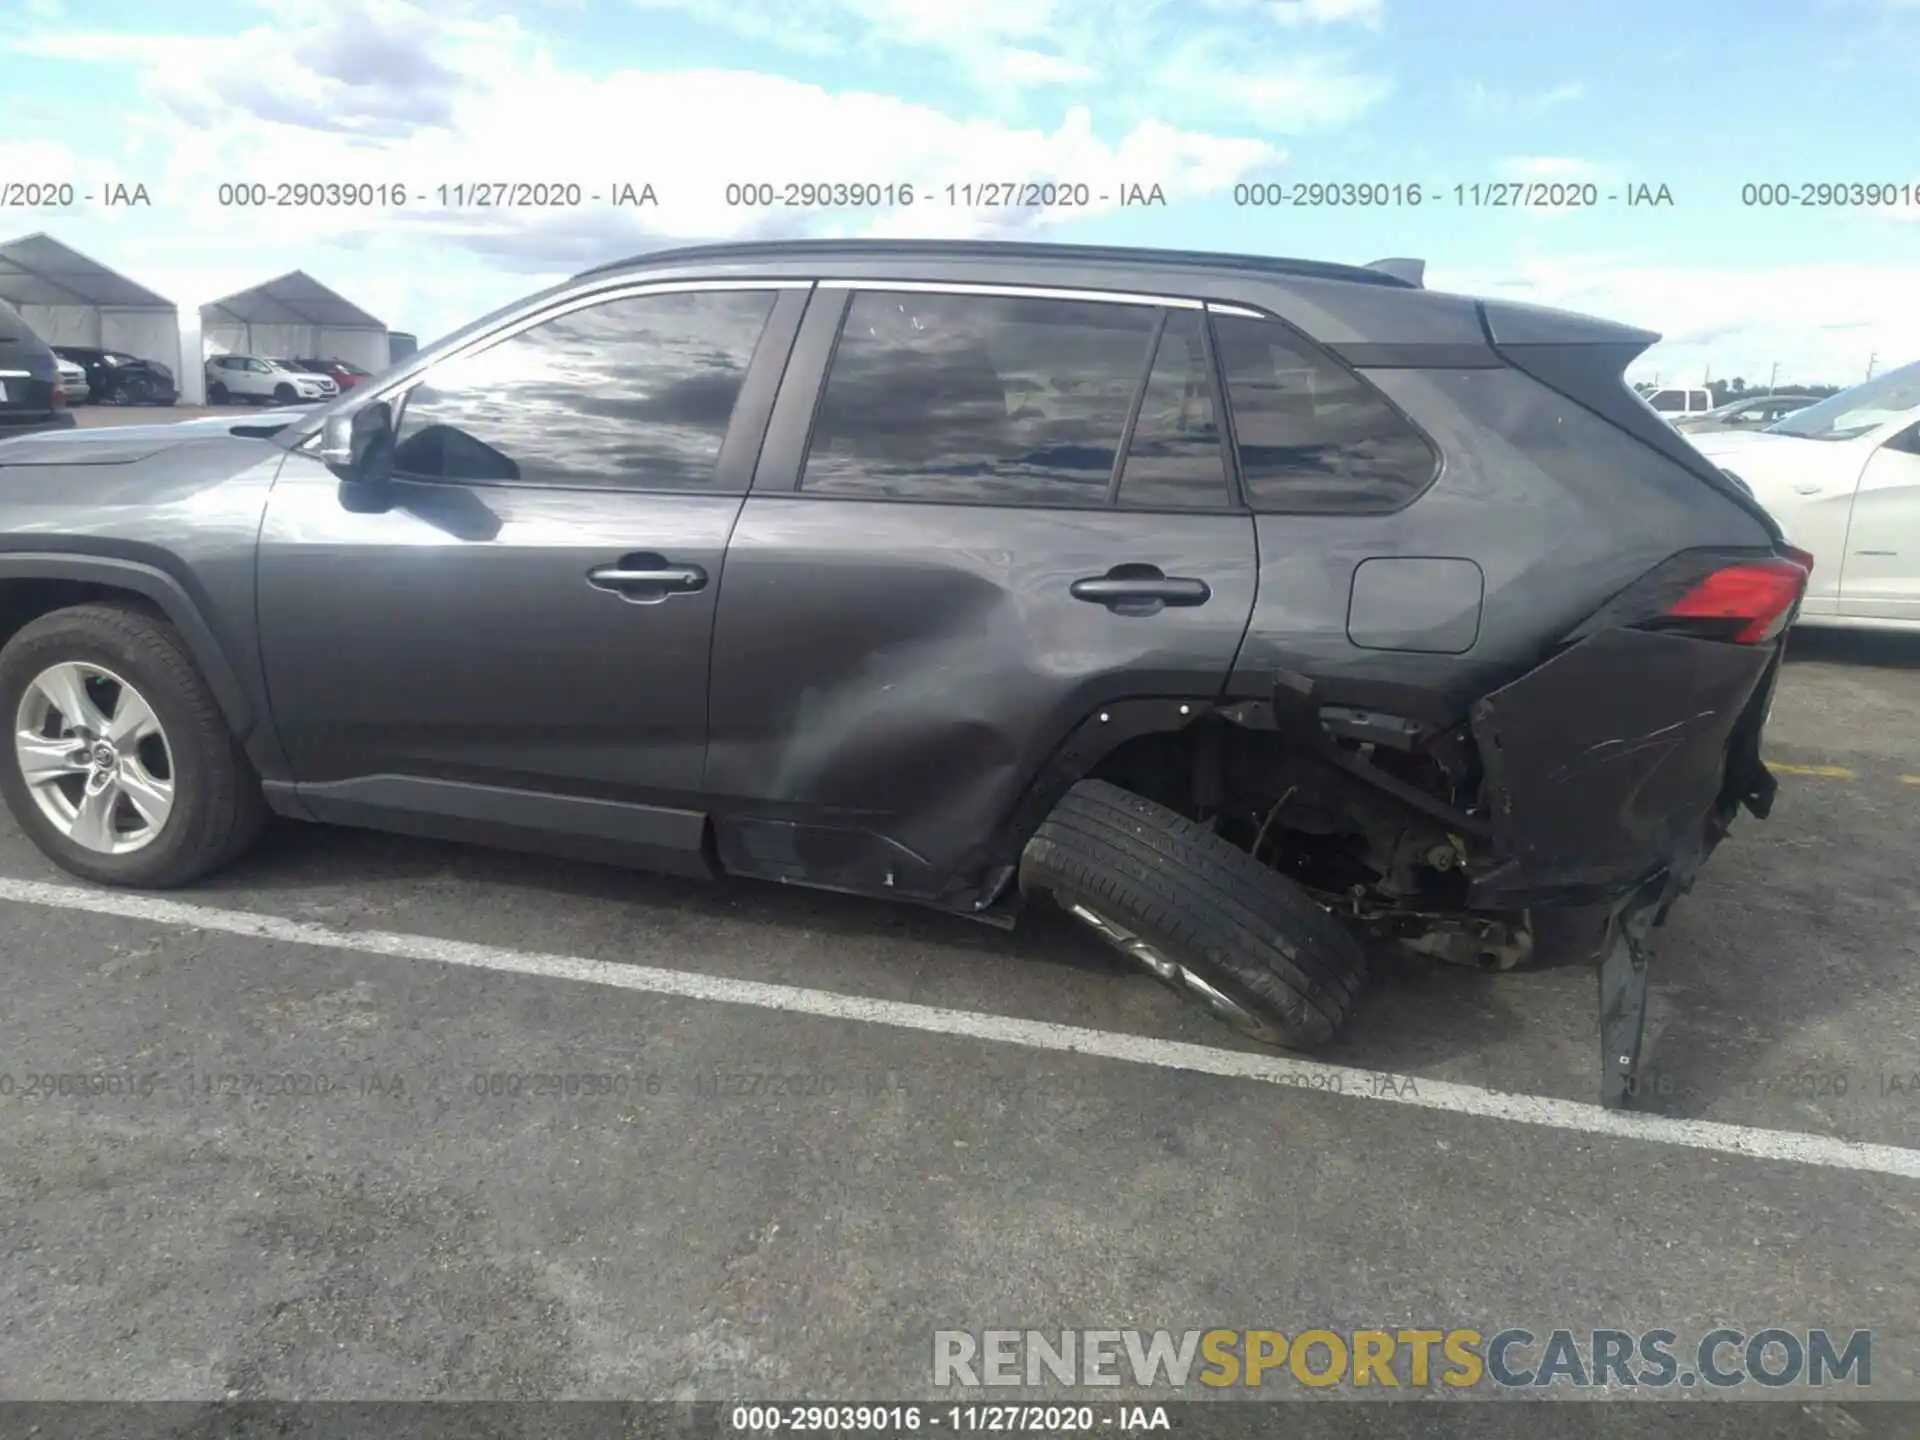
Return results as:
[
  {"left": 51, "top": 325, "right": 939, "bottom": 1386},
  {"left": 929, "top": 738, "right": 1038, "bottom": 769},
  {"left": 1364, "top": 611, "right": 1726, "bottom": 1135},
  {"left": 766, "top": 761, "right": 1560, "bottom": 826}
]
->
[
  {"left": 206, "top": 354, "right": 337, "bottom": 405},
  {"left": 1675, "top": 392, "right": 1820, "bottom": 435},
  {"left": 54, "top": 356, "right": 90, "bottom": 404},
  {"left": 0, "top": 298, "right": 74, "bottom": 435},
  {"left": 1692, "top": 359, "right": 1920, "bottom": 631},
  {"left": 52, "top": 346, "right": 179, "bottom": 406},
  {"left": 1643, "top": 385, "right": 1714, "bottom": 420},
  {"left": 291, "top": 357, "right": 375, "bottom": 391},
  {"left": 0, "top": 238, "right": 1809, "bottom": 1110}
]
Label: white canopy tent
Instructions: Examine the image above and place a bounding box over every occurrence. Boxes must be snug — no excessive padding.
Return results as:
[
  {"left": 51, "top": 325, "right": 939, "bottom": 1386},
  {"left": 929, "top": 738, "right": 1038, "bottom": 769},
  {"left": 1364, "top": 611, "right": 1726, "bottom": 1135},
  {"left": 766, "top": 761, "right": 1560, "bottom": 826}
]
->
[
  {"left": 200, "top": 271, "right": 390, "bottom": 399},
  {"left": 0, "top": 231, "right": 184, "bottom": 380}
]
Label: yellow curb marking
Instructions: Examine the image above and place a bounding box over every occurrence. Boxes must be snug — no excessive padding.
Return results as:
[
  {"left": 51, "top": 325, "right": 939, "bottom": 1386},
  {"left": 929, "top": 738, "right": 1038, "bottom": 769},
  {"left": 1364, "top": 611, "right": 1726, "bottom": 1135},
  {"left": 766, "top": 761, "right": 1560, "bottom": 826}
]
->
[{"left": 1769, "top": 763, "right": 1856, "bottom": 779}]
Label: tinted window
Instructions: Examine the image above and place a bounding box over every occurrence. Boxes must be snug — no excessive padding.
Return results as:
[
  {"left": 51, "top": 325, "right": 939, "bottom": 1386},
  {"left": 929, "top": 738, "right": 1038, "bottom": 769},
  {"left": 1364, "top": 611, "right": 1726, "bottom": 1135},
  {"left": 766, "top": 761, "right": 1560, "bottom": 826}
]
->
[
  {"left": 391, "top": 290, "right": 779, "bottom": 490},
  {"left": 1212, "top": 314, "right": 1436, "bottom": 513},
  {"left": 1648, "top": 389, "right": 1685, "bottom": 411},
  {"left": 1116, "top": 310, "right": 1230, "bottom": 509},
  {"left": 802, "top": 290, "right": 1157, "bottom": 505}
]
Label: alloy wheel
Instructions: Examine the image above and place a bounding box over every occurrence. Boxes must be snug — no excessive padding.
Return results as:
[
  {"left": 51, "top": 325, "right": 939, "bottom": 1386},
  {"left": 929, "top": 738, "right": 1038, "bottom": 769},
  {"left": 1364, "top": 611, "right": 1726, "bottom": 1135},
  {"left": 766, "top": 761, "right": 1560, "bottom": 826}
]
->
[{"left": 13, "top": 661, "right": 175, "bottom": 854}]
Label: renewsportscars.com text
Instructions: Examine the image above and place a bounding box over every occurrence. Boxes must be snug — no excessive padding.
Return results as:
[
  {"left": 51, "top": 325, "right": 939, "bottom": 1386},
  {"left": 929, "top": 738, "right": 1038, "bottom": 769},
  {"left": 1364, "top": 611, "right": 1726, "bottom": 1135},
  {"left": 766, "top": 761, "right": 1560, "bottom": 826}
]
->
[{"left": 932, "top": 1327, "right": 1871, "bottom": 1391}]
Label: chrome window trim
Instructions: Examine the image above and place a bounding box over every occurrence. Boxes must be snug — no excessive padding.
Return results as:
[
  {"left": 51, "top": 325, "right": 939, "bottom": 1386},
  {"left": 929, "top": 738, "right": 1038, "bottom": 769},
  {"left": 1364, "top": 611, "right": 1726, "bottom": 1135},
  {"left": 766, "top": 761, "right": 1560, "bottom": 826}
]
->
[
  {"left": 293, "top": 278, "right": 811, "bottom": 450},
  {"left": 818, "top": 278, "right": 1202, "bottom": 309},
  {"left": 1206, "top": 302, "right": 1269, "bottom": 319}
]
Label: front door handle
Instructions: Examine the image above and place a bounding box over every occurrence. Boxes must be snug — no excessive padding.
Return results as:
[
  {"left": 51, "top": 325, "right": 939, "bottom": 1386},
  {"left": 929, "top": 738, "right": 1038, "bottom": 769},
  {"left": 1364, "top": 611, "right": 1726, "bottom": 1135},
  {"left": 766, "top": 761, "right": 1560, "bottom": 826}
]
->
[
  {"left": 587, "top": 554, "right": 708, "bottom": 603},
  {"left": 1791, "top": 483, "right": 1823, "bottom": 495},
  {"left": 1070, "top": 564, "right": 1212, "bottom": 617}
]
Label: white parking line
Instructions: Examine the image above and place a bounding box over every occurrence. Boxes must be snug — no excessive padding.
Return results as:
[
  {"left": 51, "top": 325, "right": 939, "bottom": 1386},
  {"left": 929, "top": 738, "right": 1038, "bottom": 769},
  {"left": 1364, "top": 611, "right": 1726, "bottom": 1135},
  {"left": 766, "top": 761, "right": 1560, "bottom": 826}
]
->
[{"left": 3, "top": 874, "right": 1918, "bottom": 1182}]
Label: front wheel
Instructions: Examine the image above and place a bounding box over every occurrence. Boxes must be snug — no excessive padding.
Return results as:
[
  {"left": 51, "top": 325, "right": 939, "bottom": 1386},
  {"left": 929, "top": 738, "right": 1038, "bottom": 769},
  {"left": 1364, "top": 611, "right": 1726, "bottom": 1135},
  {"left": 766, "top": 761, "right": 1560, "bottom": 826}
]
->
[
  {"left": 272, "top": 383, "right": 296, "bottom": 404},
  {"left": 208, "top": 381, "right": 229, "bottom": 404},
  {"left": 0, "top": 604, "right": 267, "bottom": 887},
  {"left": 1020, "top": 780, "right": 1367, "bottom": 1048}
]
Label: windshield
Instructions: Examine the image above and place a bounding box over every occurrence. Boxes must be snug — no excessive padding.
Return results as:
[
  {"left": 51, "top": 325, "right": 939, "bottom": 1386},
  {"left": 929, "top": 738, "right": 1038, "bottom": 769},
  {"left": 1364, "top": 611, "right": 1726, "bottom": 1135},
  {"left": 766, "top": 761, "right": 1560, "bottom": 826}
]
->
[{"left": 1767, "top": 360, "right": 1920, "bottom": 441}]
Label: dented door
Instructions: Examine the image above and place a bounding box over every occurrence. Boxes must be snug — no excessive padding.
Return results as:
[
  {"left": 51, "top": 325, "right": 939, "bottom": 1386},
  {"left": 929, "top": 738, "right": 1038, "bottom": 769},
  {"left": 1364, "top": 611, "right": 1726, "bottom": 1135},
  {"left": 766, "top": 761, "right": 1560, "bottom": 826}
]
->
[
  {"left": 702, "top": 500, "right": 1257, "bottom": 900},
  {"left": 700, "top": 283, "right": 1259, "bottom": 903}
]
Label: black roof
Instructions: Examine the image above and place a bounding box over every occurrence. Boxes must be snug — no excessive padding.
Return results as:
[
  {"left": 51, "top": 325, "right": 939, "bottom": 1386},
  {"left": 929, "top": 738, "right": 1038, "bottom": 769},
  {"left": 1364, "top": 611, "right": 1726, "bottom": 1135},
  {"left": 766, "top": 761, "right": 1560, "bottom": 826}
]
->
[{"left": 572, "top": 238, "right": 1417, "bottom": 288}]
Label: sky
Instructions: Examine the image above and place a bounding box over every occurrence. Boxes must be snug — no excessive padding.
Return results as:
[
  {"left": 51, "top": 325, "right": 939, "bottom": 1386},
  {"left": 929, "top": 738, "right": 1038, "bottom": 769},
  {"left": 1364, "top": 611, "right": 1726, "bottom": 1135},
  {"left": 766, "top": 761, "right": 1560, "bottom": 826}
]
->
[{"left": 2, "top": 0, "right": 1917, "bottom": 387}]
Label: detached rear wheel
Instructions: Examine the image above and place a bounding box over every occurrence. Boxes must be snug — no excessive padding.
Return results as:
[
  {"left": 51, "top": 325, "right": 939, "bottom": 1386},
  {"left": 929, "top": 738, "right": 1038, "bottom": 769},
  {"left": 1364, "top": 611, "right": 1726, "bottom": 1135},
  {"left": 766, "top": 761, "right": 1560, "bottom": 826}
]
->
[
  {"left": 0, "top": 604, "right": 266, "bottom": 887},
  {"left": 1020, "top": 780, "right": 1366, "bottom": 1047}
]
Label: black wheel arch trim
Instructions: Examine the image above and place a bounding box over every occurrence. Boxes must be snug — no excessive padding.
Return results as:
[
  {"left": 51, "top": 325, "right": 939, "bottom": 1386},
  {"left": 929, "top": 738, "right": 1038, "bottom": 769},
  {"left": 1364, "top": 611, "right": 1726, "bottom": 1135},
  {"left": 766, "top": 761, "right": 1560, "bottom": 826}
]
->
[
  {"left": 0, "top": 552, "right": 257, "bottom": 739},
  {"left": 978, "top": 697, "right": 1220, "bottom": 883}
]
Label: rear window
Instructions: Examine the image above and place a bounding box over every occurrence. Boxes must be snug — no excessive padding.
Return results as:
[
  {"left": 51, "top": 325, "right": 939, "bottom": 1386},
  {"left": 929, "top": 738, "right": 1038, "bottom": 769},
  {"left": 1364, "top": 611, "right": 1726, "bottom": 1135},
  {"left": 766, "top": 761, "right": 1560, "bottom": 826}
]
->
[{"left": 1211, "top": 314, "right": 1437, "bottom": 513}]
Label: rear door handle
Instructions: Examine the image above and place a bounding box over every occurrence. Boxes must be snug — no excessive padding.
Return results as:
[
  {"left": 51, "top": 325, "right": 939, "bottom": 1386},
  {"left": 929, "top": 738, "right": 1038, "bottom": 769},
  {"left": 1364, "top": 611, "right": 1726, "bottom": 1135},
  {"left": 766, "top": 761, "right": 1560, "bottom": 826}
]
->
[
  {"left": 1070, "top": 565, "right": 1212, "bottom": 616},
  {"left": 587, "top": 555, "right": 708, "bottom": 602},
  {"left": 1792, "top": 484, "right": 1823, "bottom": 495}
]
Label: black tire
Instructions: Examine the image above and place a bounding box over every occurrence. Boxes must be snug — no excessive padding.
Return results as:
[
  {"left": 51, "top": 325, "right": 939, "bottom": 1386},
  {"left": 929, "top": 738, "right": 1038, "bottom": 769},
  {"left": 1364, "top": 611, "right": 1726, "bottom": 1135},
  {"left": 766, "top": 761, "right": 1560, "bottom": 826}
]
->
[
  {"left": 208, "top": 381, "right": 229, "bottom": 404},
  {"left": 124, "top": 376, "right": 152, "bottom": 405},
  {"left": 1020, "top": 779, "right": 1367, "bottom": 1047},
  {"left": 272, "top": 383, "right": 295, "bottom": 404},
  {"left": 0, "top": 604, "right": 267, "bottom": 887}
]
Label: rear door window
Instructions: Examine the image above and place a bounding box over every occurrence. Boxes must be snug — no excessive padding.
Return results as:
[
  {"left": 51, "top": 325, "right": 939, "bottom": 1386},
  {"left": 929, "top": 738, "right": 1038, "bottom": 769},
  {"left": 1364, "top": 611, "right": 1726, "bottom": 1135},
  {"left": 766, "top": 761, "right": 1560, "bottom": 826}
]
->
[{"left": 802, "top": 290, "right": 1158, "bottom": 506}]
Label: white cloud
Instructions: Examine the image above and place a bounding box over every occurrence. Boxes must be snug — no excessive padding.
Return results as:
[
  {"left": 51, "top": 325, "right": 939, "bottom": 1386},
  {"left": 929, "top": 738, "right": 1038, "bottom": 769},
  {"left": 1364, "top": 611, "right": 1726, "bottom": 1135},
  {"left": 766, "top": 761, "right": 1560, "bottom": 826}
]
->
[
  {"left": 1459, "top": 78, "right": 1586, "bottom": 117},
  {"left": 3, "top": 3, "right": 1284, "bottom": 340},
  {"left": 1154, "top": 47, "right": 1393, "bottom": 131},
  {"left": 998, "top": 49, "right": 1099, "bottom": 85},
  {"left": 627, "top": 0, "right": 1397, "bottom": 114},
  {"left": 1268, "top": 0, "right": 1387, "bottom": 26},
  {"left": 0, "top": 139, "right": 80, "bottom": 179}
]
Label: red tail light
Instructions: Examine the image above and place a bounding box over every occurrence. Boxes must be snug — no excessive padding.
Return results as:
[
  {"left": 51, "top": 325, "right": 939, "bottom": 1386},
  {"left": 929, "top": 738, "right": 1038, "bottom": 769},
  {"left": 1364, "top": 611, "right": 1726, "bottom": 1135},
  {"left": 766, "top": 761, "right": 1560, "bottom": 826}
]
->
[
  {"left": 50, "top": 384, "right": 66, "bottom": 409},
  {"left": 1664, "top": 556, "right": 1809, "bottom": 644}
]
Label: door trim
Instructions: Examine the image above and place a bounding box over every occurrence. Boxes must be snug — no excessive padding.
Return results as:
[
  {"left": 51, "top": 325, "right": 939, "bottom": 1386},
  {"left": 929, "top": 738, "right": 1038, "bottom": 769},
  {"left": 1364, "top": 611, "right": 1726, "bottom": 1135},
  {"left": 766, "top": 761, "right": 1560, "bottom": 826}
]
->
[{"left": 290, "top": 774, "right": 717, "bottom": 878}]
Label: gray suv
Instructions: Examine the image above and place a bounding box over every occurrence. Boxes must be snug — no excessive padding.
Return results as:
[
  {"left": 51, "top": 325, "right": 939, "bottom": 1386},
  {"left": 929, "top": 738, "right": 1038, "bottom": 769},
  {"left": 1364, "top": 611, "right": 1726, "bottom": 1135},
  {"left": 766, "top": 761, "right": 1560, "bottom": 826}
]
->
[{"left": 0, "top": 240, "right": 1809, "bottom": 1107}]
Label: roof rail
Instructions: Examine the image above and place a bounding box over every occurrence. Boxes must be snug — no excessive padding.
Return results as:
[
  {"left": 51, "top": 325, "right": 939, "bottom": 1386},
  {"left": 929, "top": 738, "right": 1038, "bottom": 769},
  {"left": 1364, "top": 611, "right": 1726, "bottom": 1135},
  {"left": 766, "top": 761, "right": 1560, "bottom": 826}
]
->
[
  {"left": 571, "top": 238, "right": 1419, "bottom": 288},
  {"left": 1363, "top": 257, "right": 1425, "bottom": 287}
]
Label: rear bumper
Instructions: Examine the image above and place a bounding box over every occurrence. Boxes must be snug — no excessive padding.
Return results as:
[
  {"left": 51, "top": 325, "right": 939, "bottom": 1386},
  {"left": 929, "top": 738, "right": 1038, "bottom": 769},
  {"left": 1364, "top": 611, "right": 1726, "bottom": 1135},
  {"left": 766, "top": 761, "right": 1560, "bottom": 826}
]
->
[{"left": 1465, "top": 627, "right": 1780, "bottom": 911}]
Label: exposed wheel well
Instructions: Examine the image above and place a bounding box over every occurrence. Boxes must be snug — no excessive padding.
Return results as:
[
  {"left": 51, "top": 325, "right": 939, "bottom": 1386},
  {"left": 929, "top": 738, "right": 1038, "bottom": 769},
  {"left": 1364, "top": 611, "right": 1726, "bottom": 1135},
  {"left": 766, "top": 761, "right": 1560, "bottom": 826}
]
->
[{"left": 1073, "top": 714, "right": 1536, "bottom": 970}]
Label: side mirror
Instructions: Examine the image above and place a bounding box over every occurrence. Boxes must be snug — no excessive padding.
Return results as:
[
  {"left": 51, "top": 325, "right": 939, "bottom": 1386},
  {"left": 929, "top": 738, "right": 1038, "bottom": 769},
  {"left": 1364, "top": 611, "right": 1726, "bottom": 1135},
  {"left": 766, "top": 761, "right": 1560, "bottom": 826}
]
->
[{"left": 319, "top": 402, "right": 395, "bottom": 487}]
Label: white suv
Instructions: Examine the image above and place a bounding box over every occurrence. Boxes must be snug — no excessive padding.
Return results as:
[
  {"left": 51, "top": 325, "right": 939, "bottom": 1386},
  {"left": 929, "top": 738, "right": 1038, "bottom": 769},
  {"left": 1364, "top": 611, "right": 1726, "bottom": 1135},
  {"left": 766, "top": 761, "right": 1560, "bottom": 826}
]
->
[
  {"left": 1642, "top": 385, "right": 1713, "bottom": 420},
  {"left": 206, "top": 354, "right": 337, "bottom": 406}
]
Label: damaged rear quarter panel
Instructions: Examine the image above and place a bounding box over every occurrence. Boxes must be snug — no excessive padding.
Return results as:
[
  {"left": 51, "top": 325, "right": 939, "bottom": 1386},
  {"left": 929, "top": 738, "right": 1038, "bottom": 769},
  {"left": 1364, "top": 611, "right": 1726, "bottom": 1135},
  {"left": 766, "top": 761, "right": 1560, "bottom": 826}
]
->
[{"left": 1468, "top": 627, "right": 1774, "bottom": 900}]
